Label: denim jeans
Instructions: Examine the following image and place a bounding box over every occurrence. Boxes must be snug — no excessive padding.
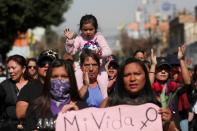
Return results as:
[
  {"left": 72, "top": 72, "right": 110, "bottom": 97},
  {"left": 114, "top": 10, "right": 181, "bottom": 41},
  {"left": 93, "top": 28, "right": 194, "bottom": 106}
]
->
[{"left": 180, "top": 119, "right": 188, "bottom": 131}]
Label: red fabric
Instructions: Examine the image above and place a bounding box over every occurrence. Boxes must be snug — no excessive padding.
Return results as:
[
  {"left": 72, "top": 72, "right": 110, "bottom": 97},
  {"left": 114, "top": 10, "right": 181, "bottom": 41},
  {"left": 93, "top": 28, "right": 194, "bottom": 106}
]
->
[
  {"left": 152, "top": 81, "right": 189, "bottom": 111},
  {"left": 168, "top": 81, "right": 177, "bottom": 92},
  {"left": 178, "top": 93, "right": 189, "bottom": 111},
  {"left": 152, "top": 81, "right": 177, "bottom": 93},
  {"left": 175, "top": 74, "right": 190, "bottom": 111},
  {"left": 152, "top": 82, "right": 163, "bottom": 93}
]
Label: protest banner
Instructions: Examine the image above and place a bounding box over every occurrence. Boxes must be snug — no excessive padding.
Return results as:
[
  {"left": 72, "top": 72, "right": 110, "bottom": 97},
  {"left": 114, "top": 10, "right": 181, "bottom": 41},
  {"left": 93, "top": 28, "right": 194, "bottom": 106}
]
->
[{"left": 56, "top": 103, "right": 162, "bottom": 131}]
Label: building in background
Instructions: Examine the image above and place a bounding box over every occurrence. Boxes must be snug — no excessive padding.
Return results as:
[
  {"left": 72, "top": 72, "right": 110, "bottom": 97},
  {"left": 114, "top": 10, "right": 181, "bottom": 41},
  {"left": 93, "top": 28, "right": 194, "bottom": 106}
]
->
[{"left": 168, "top": 9, "right": 197, "bottom": 65}]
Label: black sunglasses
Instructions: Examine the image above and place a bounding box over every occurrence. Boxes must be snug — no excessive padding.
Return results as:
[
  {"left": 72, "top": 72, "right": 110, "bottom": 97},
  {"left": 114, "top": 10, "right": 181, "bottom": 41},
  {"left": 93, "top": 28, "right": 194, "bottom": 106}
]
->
[{"left": 28, "top": 66, "right": 37, "bottom": 69}]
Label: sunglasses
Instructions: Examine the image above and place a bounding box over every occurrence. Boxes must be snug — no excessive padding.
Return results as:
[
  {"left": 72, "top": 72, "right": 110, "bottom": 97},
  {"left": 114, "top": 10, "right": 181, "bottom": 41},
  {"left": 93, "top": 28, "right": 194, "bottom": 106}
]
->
[
  {"left": 28, "top": 66, "right": 37, "bottom": 69},
  {"left": 156, "top": 66, "right": 170, "bottom": 73}
]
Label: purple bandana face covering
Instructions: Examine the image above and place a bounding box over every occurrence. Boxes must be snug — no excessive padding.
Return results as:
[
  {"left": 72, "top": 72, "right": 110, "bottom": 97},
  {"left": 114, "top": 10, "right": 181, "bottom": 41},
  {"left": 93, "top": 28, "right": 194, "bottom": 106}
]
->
[{"left": 50, "top": 79, "right": 71, "bottom": 102}]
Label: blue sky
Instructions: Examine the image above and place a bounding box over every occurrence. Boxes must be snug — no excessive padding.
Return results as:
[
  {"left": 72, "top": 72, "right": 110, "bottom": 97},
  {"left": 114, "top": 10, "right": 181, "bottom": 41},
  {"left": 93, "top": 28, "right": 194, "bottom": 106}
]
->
[{"left": 54, "top": 0, "right": 197, "bottom": 37}]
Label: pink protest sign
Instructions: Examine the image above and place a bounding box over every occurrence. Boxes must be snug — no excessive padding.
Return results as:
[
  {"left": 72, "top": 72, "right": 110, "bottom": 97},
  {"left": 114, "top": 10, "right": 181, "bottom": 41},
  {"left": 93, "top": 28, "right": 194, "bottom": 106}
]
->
[{"left": 56, "top": 103, "right": 163, "bottom": 131}]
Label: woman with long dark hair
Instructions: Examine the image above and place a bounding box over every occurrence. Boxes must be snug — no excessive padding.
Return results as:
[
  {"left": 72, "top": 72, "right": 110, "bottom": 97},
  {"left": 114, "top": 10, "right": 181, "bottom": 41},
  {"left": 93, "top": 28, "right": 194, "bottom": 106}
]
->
[
  {"left": 109, "top": 57, "right": 159, "bottom": 106},
  {"left": 0, "top": 55, "right": 39, "bottom": 130},
  {"left": 102, "top": 57, "right": 172, "bottom": 130},
  {"left": 25, "top": 59, "right": 85, "bottom": 131}
]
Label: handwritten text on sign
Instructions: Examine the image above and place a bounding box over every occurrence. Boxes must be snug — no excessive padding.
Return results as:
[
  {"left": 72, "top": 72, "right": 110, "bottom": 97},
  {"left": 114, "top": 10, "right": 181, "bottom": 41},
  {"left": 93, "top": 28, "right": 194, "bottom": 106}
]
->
[{"left": 56, "top": 103, "right": 162, "bottom": 131}]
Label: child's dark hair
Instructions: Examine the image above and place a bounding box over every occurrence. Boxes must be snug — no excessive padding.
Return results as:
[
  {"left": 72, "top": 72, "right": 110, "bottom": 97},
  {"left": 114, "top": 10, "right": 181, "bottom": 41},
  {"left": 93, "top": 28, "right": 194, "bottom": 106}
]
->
[{"left": 79, "top": 14, "right": 98, "bottom": 32}]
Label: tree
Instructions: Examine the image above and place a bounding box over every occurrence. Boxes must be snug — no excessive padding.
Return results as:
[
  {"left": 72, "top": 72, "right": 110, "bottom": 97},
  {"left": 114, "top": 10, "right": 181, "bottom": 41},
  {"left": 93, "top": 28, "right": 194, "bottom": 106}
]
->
[{"left": 0, "top": 0, "right": 73, "bottom": 61}]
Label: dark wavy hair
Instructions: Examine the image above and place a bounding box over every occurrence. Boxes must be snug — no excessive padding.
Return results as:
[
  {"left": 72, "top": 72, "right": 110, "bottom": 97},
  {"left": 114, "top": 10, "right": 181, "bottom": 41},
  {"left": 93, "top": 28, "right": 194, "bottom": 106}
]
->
[
  {"left": 33, "top": 59, "right": 80, "bottom": 116},
  {"left": 7, "top": 54, "right": 30, "bottom": 80},
  {"left": 80, "top": 48, "right": 100, "bottom": 67},
  {"left": 110, "top": 57, "right": 159, "bottom": 106},
  {"left": 26, "top": 58, "right": 37, "bottom": 66},
  {"left": 79, "top": 14, "right": 98, "bottom": 32}
]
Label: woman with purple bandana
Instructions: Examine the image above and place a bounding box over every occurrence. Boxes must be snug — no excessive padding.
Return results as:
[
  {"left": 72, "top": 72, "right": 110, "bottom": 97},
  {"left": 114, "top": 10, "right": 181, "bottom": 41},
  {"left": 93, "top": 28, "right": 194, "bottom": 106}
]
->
[{"left": 24, "top": 59, "right": 86, "bottom": 131}]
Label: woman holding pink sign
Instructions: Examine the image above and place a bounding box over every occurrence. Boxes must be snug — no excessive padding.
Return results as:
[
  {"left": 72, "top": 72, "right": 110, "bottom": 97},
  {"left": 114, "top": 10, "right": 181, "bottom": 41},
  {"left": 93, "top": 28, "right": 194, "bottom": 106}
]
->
[
  {"left": 103, "top": 58, "right": 174, "bottom": 130},
  {"left": 24, "top": 59, "right": 87, "bottom": 131}
]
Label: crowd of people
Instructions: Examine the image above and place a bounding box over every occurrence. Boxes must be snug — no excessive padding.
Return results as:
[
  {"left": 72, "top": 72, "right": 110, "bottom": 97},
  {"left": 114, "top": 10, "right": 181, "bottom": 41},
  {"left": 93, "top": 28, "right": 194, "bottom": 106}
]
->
[{"left": 0, "top": 14, "right": 196, "bottom": 131}]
